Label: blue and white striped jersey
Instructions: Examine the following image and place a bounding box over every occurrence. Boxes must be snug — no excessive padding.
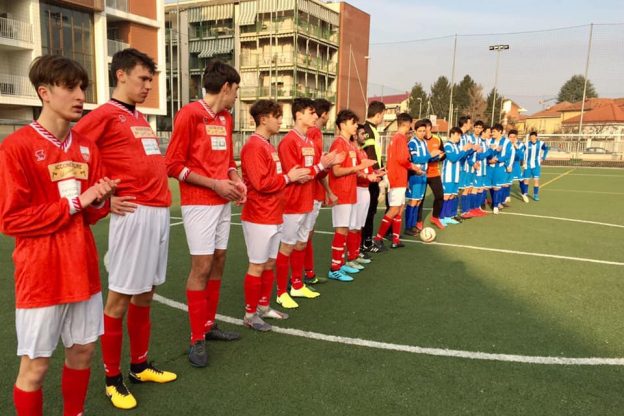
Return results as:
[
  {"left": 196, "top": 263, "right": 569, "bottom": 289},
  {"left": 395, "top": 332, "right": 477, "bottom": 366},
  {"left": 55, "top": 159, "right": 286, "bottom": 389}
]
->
[
  {"left": 513, "top": 141, "right": 526, "bottom": 164},
  {"left": 487, "top": 137, "right": 513, "bottom": 167},
  {"left": 408, "top": 136, "right": 430, "bottom": 171},
  {"left": 460, "top": 133, "right": 477, "bottom": 172},
  {"left": 442, "top": 141, "right": 466, "bottom": 183},
  {"left": 475, "top": 138, "right": 491, "bottom": 176},
  {"left": 524, "top": 140, "right": 549, "bottom": 168}
]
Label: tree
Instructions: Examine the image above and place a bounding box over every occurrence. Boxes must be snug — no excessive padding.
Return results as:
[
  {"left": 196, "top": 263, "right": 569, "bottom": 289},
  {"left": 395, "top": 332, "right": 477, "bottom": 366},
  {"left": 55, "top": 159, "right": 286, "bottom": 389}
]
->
[
  {"left": 557, "top": 75, "right": 598, "bottom": 103},
  {"left": 430, "top": 76, "right": 451, "bottom": 120},
  {"left": 454, "top": 75, "right": 476, "bottom": 116},
  {"left": 407, "top": 82, "right": 428, "bottom": 118},
  {"left": 464, "top": 84, "right": 487, "bottom": 121},
  {"left": 484, "top": 87, "right": 503, "bottom": 125}
]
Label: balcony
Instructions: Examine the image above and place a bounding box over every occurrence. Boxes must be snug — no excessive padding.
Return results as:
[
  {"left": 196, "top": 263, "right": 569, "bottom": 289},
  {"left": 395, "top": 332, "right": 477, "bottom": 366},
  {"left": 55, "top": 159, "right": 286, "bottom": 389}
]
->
[
  {"left": 107, "top": 39, "right": 129, "bottom": 58},
  {"left": 106, "top": 0, "right": 128, "bottom": 12},
  {"left": 0, "top": 15, "right": 33, "bottom": 47},
  {"left": 0, "top": 73, "right": 36, "bottom": 98}
]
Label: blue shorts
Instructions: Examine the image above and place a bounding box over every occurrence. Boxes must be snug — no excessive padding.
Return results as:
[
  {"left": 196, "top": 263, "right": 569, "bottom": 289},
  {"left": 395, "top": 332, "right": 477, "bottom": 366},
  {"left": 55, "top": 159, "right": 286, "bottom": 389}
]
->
[
  {"left": 504, "top": 169, "right": 513, "bottom": 185},
  {"left": 443, "top": 181, "right": 459, "bottom": 196},
  {"left": 475, "top": 174, "right": 486, "bottom": 188},
  {"left": 406, "top": 175, "right": 427, "bottom": 200},
  {"left": 459, "top": 171, "right": 475, "bottom": 189},
  {"left": 493, "top": 165, "right": 508, "bottom": 187},
  {"left": 486, "top": 165, "right": 496, "bottom": 188},
  {"left": 524, "top": 166, "right": 541, "bottom": 179},
  {"left": 512, "top": 163, "right": 522, "bottom": 181}
]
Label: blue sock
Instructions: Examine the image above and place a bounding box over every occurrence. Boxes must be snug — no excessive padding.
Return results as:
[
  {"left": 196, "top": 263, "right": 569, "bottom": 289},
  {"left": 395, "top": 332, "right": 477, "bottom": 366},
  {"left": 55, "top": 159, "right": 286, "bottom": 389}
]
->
[
  {"left": 410, "top": 205, "right": 418, "bottom": 228},
  {"left": 453, "top": 197, "right": 459, "bottom": 216},
  {"left": 469, "top": 194, "right": 476, "bottom": 210},
  {"left": 534, "top": 186, "right": 539, "bottom": 196},
  {"left": 519, "top": 182, "right": 526, "bottom": 194},
  {"left": 440, "top": 200, "right": 447, "bottom": 219},
  {"left": 493, "top": 189, "right": 499, "bottom": 206},
  {"left": 460, "top": 194, "right": 468, "bottom": 213},
  {"left": 405, "top": 206, "right": 413, "bottom": 230},
  {"left": 489, "top": 189, "right": 495, "bottom": 206}
]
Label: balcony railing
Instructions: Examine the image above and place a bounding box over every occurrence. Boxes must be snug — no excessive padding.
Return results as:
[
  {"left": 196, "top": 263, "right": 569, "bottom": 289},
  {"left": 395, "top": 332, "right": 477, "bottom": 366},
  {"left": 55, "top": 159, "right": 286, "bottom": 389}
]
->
[
  {"left": 106, "top": 0, "right": 128, "bottom": 12},
  {"left": 107, "top": 39, "right": 129, "bottom": 57},
  {"left": 0, "top": 16, "right": 33, "bottom": 44},
  {"left": 0, "top": 73, "right": 36, "bottom": 98}
]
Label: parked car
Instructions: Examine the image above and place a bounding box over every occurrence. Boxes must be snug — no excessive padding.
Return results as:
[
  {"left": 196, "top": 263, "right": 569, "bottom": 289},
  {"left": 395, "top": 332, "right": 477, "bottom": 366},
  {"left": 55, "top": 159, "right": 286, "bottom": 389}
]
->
[{"left": 583, "top": 147, "right": 612, "bottom": 154}]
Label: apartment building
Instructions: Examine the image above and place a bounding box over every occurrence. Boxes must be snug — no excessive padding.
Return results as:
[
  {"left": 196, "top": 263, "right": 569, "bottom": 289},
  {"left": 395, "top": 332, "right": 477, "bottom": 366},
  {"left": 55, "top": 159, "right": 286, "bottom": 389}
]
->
[
  {"left": 0, "top": 0, "right": 166, "bottom": 138},
  {"left": 165, "top": 0, "right": 369, "bottom": 133}
]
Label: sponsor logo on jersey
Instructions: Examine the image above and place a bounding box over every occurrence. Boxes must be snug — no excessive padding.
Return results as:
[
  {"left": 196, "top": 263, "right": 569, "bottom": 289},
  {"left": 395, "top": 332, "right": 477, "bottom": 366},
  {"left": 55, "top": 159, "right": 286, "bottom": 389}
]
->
[{"left": 35, "top": 149, "right": 46, "bottom": 161}]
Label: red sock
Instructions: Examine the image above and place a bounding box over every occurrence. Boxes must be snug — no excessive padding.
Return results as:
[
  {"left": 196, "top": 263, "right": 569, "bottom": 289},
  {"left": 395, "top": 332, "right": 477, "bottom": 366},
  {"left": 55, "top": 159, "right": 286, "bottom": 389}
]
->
[
  {"left": 347, "top": 231, "right": 360, "bottom": 261},
  {"left": 186, "top": 289, "right": 207, "bottom": 343},
  {"left": 204, "top": 279, "right": 221, "bottom": 332},
  {"left": 127, "top": 303, "right": 151, "bottom": 365},
  {"left": 258, "top": 269, "right": 274, "bottom": 307},
  {"left": 276, "top": 251, "right": 290, "bottom": 296},
  {"left": 355, "top": 230, "right": 362, "bottom": 257},
  {"left": 303, "top": 234, "right": 315, "bottom": 275},
  {"left": 330, "top": 232, "right": 347, "bottom": 271},
  {"left": 290, "top": 249, "right": 305, "bottom": 290},
  {"left": 392, "top": 215, "right": 402, "bottom": 243},
  {"left": 375, "top": 215, "right": 393, "bottom": 240},
  {"left": 62, "top": 365, "right": 90, "bottom": 416},
  {"left": 14, "top": 385, "right": 42, "bottom": 416},
  {"left": 101, "top": 314, "right": 123, "bottom": 377},
  {"left": 244, "top": 273, "right": 262, "bottom": 313}
]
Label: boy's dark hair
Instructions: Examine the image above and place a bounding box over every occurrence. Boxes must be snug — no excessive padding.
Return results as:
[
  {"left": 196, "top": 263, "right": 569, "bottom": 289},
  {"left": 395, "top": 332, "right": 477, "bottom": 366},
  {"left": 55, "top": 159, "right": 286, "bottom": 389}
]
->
[
  {"left": 29, "top": 55, "right": 89, "bottom": 99},
  {"left": 313, "top": 98, "right": 333, "bottom": 117},
  {"left": 529, "top": 131, "right": 538, "bottom": 137},
  {"left": 483, "top": 125, "right": 491, "bottom": 130},
  {"left": 492, "top": 123, "right": 504, "bottom": 132},
  {"left": 421, "top": 118, "right": 432, "bottom": 128},
  {"left": 250, "top": 100, "right": 282, "bottom": 126},
  {"left": 508, "top": 129, "right": 519, "bottom": 136},
  {"left": 367, "top": 101, "right": 386, "bottom": 118},
  {"left": 202, "top": 60, "right": 240, "bottom": 94},
  {"left": 474, "top": 120, "right": 484, "bottom": 128},
  {"left": 414, "top": 120, "right": 427, "bottom": 130},
  {"left": 396, "top": 112, "right": 413, "bottom": 126},
  {"left": 111, "top": 48, "right": 156, "bottom": 86},
  {"left": 357, "top": 123, "right": 366, "bottom": 131},
  {"left": 292, "top": 97, "right": 316, "bottom": 119},
  {"left": 449, "top": 127, "right": 463, "bottom": 135},
  {"left": 336, "top": 109, "right": 359, "bottom": 127},
  {"left": 458, "top": 115, "right": 472, "bottom": 128}
]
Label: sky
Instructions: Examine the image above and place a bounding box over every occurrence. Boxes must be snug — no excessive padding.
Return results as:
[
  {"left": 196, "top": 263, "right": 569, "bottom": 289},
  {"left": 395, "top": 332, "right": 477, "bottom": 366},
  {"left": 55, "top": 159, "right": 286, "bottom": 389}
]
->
[{"left": 165, "top": 0, "right": 624, "bottom": 113}]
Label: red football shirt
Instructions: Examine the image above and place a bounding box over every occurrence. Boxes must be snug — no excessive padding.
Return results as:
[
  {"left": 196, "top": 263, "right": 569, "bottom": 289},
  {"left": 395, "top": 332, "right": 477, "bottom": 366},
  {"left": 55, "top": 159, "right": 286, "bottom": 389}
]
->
[
  {"left": 387, "top": 133, "right": 412, "bottom": 188},
  {"left": 307, "top": 126, "right": 327, "bottom": 202},
  {"left": 165, "top": 100, "right": 237, "bottom": 206},
  {"left": 241, "top": 134, "right": 289, "bottom": 225},
  {"left": 74, "top": 100, "right": 171, "bottom": 207},
  {"left": 328, "top": 136, "right": 359, "bottom": 204},
  {"left": 0, "top": 124, "right": 109, "bottom": 308},
  {"left": 357, "top": 148, "right": 371, "bottom": 188}
]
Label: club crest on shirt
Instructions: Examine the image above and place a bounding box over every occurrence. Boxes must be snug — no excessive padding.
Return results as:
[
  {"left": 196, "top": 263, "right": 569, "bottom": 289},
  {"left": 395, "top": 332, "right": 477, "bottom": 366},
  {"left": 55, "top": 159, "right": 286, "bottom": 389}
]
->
[
  {"left": 219, "top": 116, "right": 226, "bottom": 124},
  {"left": 118, "top": 114, "right": 127, "bottom": 123},
  {"left": 35, "top": 149, "right": 46, "bottom": 161},
  {"left": 80, "top": 146, "right": 90, "bottom": 161}
]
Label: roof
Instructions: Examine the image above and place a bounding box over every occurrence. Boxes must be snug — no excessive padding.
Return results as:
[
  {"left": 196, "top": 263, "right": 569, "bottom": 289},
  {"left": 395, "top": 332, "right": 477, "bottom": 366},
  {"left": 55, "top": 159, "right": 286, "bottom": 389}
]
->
[
  {"left": 431, "top": 118, "right": 448, "bottom": 133},
  {"left": 562, "top": 103, "right": 624, "bottom": 124},
  {"left": 525, "top": 101, "right": 572, "bottom": 119},
  {"left": 561, "top": 98, "right": 617, "bottom": 112},
  {"left": 368, "top": 92, "right": 410, "bottom": 105}
]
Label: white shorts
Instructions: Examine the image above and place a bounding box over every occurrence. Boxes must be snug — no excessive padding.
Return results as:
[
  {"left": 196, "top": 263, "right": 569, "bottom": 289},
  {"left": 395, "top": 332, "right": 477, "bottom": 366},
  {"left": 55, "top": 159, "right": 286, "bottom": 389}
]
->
[
  {"left": 242, "top": 221, "right": 282, "bottom": 264},
  {"left": 332, "top": 203, "right": 355, "bottom": 228},
  {"left": 306, "top": 200, "right": 323, "bottom": 230},
  {"left": 182, "top": 204, "right": 231, "bottom": 255},
  {"left": 108, "top": 205, "right": 170, "bottom": 295},
  {"left": 355, "top": 187, "right": 371, "bottom": 229},
  {"left": 387, "top": 187, "right": 407, "bottom": 207},
  {"left": 16, "top": 293, "right": 103, "bottom": 359},
  {"left": 282, "top": 212, "right": 313, "bottom": 245}
]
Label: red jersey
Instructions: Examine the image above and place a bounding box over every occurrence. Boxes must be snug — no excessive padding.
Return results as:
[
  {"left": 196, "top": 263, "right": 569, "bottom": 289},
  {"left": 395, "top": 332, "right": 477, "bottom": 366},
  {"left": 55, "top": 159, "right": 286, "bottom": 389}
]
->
[
  {"left": 0, "top": 123, "right": 109, "bottom": 308},
  {"left": 387, "top": 133, "right": 412, "bottom": 188},
  {"left": 165, "top": 100, "right": 237, "bottom": 206},
  {"left": 240, "top": 134, "right": 289, "bottom": 224},
  {"left": 74, "top": 100, "right": 171, "bottom": 207},
  {"left": 307, "top": 126, "right": 327, "bottom": 202},
  {"left": 277, "top": 129, "right": 323, "bottom": 214},
  {"left": 328, "top": 137, "right": 359, "bottom": 204},
  {"left": 357, "top": 148, "right": 371, "bottom": 188}
]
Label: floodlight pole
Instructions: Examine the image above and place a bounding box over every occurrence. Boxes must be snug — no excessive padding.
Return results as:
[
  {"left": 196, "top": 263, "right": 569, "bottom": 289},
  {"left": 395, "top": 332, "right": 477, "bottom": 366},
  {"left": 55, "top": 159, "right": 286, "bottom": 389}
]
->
[
  {"left": 489, "top": 44, "right": 509, "bottom": 126},
  {"left": 417, "top": 97, "right": 422, "bottom": 119},
  {"left": 447, "top": 34, "right": 457, "bottom": 136},
  {"left": 578, "top": 23, "right": 594, "bottom": 152}
]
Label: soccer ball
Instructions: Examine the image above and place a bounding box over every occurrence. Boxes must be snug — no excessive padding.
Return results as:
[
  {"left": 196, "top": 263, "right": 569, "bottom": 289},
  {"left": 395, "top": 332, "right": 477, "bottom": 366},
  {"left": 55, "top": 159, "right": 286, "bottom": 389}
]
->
[{"left": 420, "top": 227, "right": 436, "bottom": 243}]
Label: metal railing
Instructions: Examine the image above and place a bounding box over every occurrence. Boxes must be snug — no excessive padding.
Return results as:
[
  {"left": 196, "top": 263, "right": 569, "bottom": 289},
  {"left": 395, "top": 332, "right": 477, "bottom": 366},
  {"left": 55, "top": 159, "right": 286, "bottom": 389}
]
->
[
  {"left": 0, "top": 73, "right": 36, "bottom": 98},
  {"left": 106, "top": 0, "right": 128, "bottom": 12},
  {"left": 107, "top": 39, "right": 129, "bottom": 57},
  {"left": 0, "top": 16, "right": 33, "bottom": 44}
]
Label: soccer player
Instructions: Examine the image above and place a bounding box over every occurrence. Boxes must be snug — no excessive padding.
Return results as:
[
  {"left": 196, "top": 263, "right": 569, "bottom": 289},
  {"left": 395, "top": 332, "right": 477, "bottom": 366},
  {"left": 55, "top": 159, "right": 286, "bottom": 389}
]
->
[
  {"left": 166, "top": 60, "right": 246, "bottom": 368},
  {"left": 416, "top": 119, "right": 445, "bottom": 230},
  {"left": 440, "top": 127, "right": 471, "bottom": 225},
  {"left": 507, "top": 129, "right": 525, "bottom": 205},
  {"left": 361, "top": 101, "right": 386, "bottom": 252},
  {"left": 0, "top": 55, "right": 117, "bottom": 416},
  {"left": 275, "top": 98, "right": 342, "bottom": 308},
  {"left": 327, "top": 110, "right": 377, "bottom": 281},
  {"left": 474, "top": 125, "right": 493, "bottom": 212},
  {"left": 522, "top": 131, "right": 549, "bottom": 201},
  {"left": 303, "top": 98, "right": 337, "bottom": 285},
  {"left": 74, "top": 48, "right": 176, "bottom": 409},
  {"left": 487, "top": 123, "right": 513, "bottom": 214},
  {"left": 373, "top": 113, "right": 419, "bottom": 249},
  {"left": 240, "top": 100, "right": 311, "bottom": 331},
  {"left": 458, "top": 116, "right": 477, "bottom": 220},
  {"left": 405, "top": 120, "right": 433, "bottom": 235}
]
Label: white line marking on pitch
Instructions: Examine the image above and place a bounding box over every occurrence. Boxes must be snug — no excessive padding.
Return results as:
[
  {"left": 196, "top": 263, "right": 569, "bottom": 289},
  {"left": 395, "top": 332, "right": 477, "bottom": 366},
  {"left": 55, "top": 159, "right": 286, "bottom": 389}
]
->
[
  {"left": 152, "top": 294, "right": 624, "bottom": 366},
  {"left": 541, "top": 168, "right": 576, "bottom": 188},
  {"left": 545, "top": 189, "right": 624, "bottom": 196},
  {"left": 499, "top": 212, "right": 624, "bottom": 229}
]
